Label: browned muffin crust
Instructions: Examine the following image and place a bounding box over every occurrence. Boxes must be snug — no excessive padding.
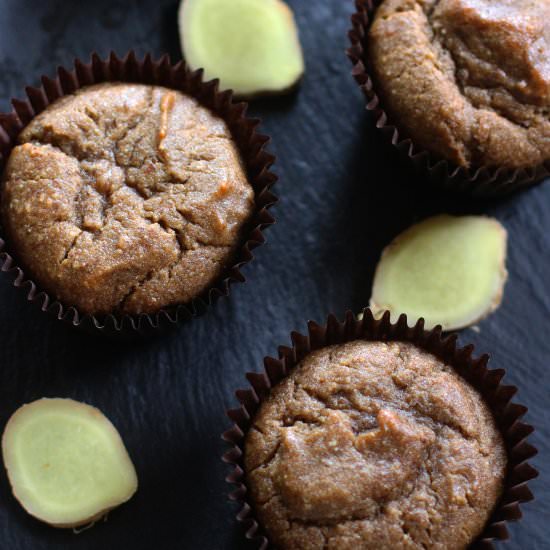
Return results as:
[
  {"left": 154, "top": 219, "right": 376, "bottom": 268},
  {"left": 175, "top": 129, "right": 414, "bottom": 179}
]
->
[
  {"left": 1, "top": 83, "right": 254, "bottom": 315},
  {"left": 245, "top": 341, "right": 506, "bottom": 550},
  {"left": 368, "top": 0, "right": 550, "bottom": 169}
]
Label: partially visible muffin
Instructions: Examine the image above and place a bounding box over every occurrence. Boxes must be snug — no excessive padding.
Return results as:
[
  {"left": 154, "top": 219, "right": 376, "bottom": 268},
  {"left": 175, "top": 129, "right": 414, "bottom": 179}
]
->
[
  {"left": 1, "top": 83, "right": 254, "bottom": 315},
  {"left": 368, "top": 0, "right": 550, "bottom": 169},
  {"left": 245, "top": 340, "right": 506, "bottom": 549}
]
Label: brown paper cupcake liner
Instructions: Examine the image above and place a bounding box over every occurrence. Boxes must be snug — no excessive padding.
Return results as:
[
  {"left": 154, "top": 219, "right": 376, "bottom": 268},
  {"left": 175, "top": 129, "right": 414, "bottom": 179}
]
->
[
  {"left": 223, "top": 309, "right": 538, "bottom": 549},
  {"left": 347, "top": 0, "right": 550, "bottom": 198},
  {"left": 0, "top": 51, "right": 277, "bottom": 338}
]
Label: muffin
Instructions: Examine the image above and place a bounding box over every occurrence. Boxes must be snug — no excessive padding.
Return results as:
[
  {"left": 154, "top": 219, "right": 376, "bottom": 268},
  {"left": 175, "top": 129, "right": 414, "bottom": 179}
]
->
[
  {"left": 1, "top": 82, "right": 255, "bottom": 315},
  {"left": 244, "top": 339, "right": 506, "bottom": 549},
  {"left": 367, "top": 0, "right": 550, "bottom": 171}
]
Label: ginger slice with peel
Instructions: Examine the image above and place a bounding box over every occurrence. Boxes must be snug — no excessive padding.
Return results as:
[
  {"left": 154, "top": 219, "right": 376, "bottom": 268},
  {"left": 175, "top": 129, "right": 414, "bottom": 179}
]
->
[
  {"left": 2, "top": 398, "right": 138, "bottom": 528},
  {"left": 179, "top": 0, "right": 305, "bottom": 98},
  {"left": 370, "top": 215, "right": 508, "bottom": 331}
]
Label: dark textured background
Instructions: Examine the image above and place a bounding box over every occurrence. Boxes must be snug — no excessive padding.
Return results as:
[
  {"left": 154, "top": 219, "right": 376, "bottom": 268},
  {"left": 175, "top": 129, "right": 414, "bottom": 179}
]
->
[{"left": 0, "top": 1, "right": 547, "bottom": 549}]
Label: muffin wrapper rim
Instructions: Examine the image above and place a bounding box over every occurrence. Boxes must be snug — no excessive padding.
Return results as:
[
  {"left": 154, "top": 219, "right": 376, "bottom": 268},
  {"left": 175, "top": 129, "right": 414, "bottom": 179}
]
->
[
  {"left": 0, "top": 51, "right": 278, "bottom": 337},
  {"left": 223, "top": 309, "right": 538, "bottom": 549},
  {"left": 346, "top": 0, "right": 550, "bottom": 198}
]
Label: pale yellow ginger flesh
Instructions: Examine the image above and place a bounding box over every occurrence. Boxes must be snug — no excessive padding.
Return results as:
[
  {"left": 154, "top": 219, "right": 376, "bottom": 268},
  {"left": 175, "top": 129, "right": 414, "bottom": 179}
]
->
[
  {"left": 370, "top": 215, "right": 508, "bottom": 331},
  {"left": 179, "top": 0, "right": 304, "bottom": 98},
  {"left": 2, "top": 398, "right": 138, "bottom": 528}
]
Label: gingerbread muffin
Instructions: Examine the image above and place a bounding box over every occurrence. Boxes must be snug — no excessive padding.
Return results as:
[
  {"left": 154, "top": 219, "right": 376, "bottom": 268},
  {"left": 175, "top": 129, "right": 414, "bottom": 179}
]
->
[
  {"left": 368, "top": 0, "right": 550, "bottom": 170},
  {"left": 244, "top": 340, "right": 507, "bottom": 549},
  {"left": 1, "top": 83, "right": 254, "bottom": 315}
]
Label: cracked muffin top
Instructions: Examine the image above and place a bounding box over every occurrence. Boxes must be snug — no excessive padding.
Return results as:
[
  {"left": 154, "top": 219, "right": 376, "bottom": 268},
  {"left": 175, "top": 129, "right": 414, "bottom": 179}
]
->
[
  {"left": 368, "top": 0, "right": 550, "bottom": 169},
  {"left": 1, "top": 83, "right": 254, "bottom": 315},
  {"left": 245, "top": 341, "right": 506, "bottom": 550}
]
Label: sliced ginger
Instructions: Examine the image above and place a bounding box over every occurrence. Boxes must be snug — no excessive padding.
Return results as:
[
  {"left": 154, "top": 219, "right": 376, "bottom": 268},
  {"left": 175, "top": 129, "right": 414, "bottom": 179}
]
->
[
  {"left": 2, "top": 398, "right": 138, "bottom": 528},
  {"left": 370, "top": 215, "right": 508, "bottom": 331},
  {"left": 179, "top": 0, "right": 305, "bottom": 98}
]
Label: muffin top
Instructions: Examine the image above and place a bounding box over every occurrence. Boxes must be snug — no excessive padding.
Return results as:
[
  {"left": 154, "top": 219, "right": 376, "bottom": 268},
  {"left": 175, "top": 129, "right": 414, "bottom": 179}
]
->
[
  {"left": 245, "top": 341, "right": 506, "bottom": 550},
  {"left": 368, "top": 0, "right": 550, "bottom": 169},
  {"left": 1, "top": 83, "right": 254, "bottom": 315}
]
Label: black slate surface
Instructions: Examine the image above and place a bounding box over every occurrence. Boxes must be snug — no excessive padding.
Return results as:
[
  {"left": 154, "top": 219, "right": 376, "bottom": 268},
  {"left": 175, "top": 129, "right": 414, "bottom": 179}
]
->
[{"left": 0, "top": 1, "right": 547, "bottom": 549}]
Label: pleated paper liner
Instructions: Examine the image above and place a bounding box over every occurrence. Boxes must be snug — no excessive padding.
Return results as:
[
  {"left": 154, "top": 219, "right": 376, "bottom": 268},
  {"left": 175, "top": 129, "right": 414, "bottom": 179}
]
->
[
  {"left": 0, "top": 51, "right": 277, "bottom": 338},
  {"left": 223, "top": 309, "right": 538, "bottom": 549},
  {"left": 347, "top": 0, "right": 550, "bottom": 198}
]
